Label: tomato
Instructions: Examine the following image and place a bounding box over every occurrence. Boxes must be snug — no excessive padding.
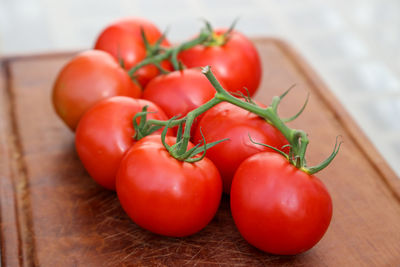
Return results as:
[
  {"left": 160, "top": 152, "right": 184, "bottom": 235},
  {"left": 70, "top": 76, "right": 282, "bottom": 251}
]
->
[
  {"left": 193, "top": 101, "right": 288, "bottom": 193},
  {"left": 52, "top": 50, "right": 141, "bottom": 131},
  {"left": 116, "top": 135, "right": 222, "bottom": 237},
  {"left": 231, "top": 152, "right": 332, "bottom": 255},
  {"left": 178, "top": 29, "right": 262, "bottom": 96},
  {"left": 75, "top": 96, "right": 169, "bottom": 190},
  {"left": 94, "top": 17, "right": 172, "bottom": 87},
  {"left": 142, "top": 68, "right": 216, "bottom": 118}
]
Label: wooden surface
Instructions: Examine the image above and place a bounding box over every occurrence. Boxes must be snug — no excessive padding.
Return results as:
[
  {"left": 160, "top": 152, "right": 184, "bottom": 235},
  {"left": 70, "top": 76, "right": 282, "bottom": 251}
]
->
[{"left": 1, "top": 39, "right": 400, "bottom": 266}]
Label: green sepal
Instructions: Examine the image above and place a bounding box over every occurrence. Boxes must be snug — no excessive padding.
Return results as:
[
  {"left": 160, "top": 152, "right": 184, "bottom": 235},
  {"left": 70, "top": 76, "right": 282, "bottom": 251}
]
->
[
  {"left": 154, "top": 27, "right": 169, "bottom": 49},
  {"left": 132, "top": 106, "right": 162, "bottom": 140},
  {"left": 185, "top": 138, "right": 229, "bottom": 163},
  {"left": 221, "top": 17, "right": 239, "bottom": 42},
  {"left": 116, "top": 45, "right": 126, "bottom": 69},
  {"left": 178, "top": 61, "right": 186, "bottom": 71},
  {"left": 154, "top": 62, "right": 170, "bottom": 74},
  {"left": 146, "top": 125, "right": 163, "bottom": 135},
  {"left": 161, "top": 117, "right": 179, "bottom": 151},
  {"left": 248, "top": 134, "right": 289, "bottom": 159},
  {"left": 281, "top": 144, "right": 292, "bottom": 150},
  {"left": 185, "top": 128, "right": 229, "bottom": 163},
  {"left": 138, "top": 106, "right": 148, "bottom": 129},
  {"left": 184, "top": 129, "right": 208, "bottom": 163},
  {"left": 169, "top": 117, "right": 184, "bottom": 153},
  {"left": 177, "top": 142, "right": 202, "bottom": 160},
  {"left": 140, "top": 27, "right": 152, "bottom": 53},
  {"left": 231, "top": 88, "right": 256, "bottom": 105},
  {"left": 305, "top": 136, "right": 343, "bottom": 174},
  {"left": 279, "top": 84, "right": 296, "bottom": 100},
  {"left": 282, "top": 93, "right": 309, "bottom": 123},
  {"left": 132, "top": 106, "right": 148, "bottom": 140},
  {"left": 176, "top": 122, "right": 184, "bottom": 143},
  {"left": 198, "top": 18, "right": 213, "bottom": 34},
  {"left": 270, "top": 84, "right": 296, "bottom": 113}
]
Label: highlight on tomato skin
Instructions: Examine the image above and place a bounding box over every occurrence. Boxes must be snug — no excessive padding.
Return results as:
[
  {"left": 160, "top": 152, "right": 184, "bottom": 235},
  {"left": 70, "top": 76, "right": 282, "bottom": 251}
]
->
[
  {"left": 230, "top": 152, "right": 333, "bottom": 255},
  {"left": 142, "top": 68, "right": 217, "bottom": 119},
  {"left": 94, "top": 17, "right": 172, "bottom": 87},
  {"left": 116, "top": 135, "right": 222, "bottom": 237},
  {"left": 75, "top": 96, "right": 169, "bottom": 191},
  {"left": 178, "top": 28, "right": 262, "bottom": 96},
  {"left": 52, "top": 50, "right": 141, "bottom": 131}
]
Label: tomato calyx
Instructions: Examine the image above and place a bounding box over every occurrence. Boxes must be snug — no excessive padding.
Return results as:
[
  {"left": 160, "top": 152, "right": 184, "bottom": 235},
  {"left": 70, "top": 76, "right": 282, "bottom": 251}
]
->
[
  {"left": 140, "top": 27, "right": 171, "bottom": 75},
  {"left": 133, "top": 105, "right": 228, "bottom": 163},
  {"left": 303, "top": 136, "right": 343, "bottom": 174},
  {"left": 248, "top": 134, "right": 342, "bottom": 174},
  {"left": 126, "top": 19, "right": 239, "bottom": 78},
  {"left": 127, "top": 23, "right": 213, "bottom": 78},
  {"left": 132, "top": 105, "right": 164, "bottom": 140},
  {"left": 160, "top": 117, "right": 228, "bottom": 163},
  {"left": 133, "top": 104, "right": 230, "bottom": 163},
  {"left": 140, "top": 27, "right": 167, "bottom": 57},
  {"left": 116, "top": 47, "right": 126, "bottom": 70},
  {"left": 126, "top": 28, "right": 172, "bottom": 85},
  {"left": 230, "top": 88, "right": 256, "bottom": 105},
  {"left": 202, "top": 19, "right": 239, "bottom": 47}
]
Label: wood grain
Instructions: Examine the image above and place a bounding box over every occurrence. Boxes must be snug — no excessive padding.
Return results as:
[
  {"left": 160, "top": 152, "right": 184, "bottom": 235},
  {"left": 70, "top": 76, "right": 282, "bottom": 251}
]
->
[{"left": 1, "top": 39, "right": 400, "bottom": 266}]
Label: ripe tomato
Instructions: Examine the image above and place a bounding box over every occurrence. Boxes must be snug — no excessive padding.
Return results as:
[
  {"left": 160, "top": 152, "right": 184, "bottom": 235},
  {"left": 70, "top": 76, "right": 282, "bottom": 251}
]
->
[
  {"left": 52, "top": 50, "right": 141, "bottom": 131},
  {"left": 193, "top": 101, "right": 288, "bottom": 193},
  {"left": 142, "top": 68, "right": 216, "bottom": 118},
  {"left": 178, "top": 29, "right": 261, "bottom": 96},
  {"left": 116, "top": 135, "right": 222, "bottom": 237},
  {"left": 94, "top": 17, "right": 172, "bottom": 87},
  {"left": 231, "top": 152, "right": 332, "bottom": 255},
  {"left": 75, "top": 96, "right": 169, "bottom": 190}
]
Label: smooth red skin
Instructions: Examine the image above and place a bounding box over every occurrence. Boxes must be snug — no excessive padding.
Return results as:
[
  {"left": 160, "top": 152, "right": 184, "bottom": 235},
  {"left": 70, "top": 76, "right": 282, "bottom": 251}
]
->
[
  {"left": 178, "top": 29, "right": 262, "bottom": 96},
  {"left": 142, "top": 69, "right": 216, "bottom": 118},
  {"left": 142, "top": 68, "right": 218, "bottom": 136},
  {"left": 116, "top": 135, "right": 222, "bottom": 237},
  {"left": 193, "top": 101, "right": 288, "bottom": 193},
  {"left": 75, "top": 97, "right": 169, "bottom": 190},
  {"left": 52, "top": 50, "right": 141, "bottom": 131},
  {"left": 231, "top": 152, "right": 332, "bottom": 255},
  {"left": 94, "top": 17, "right": 172, "bottom": 87}
]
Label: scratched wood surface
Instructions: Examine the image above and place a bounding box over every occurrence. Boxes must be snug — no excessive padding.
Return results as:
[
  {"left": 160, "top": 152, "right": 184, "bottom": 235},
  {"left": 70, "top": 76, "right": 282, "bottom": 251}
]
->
[{"left": 1, "top": 39, "right": 400, "bottom": 266}]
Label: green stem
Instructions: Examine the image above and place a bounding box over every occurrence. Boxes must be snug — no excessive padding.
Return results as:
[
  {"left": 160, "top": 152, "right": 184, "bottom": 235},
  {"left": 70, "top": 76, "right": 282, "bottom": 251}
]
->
[
  {"left": 146, "top": 66, "right": 310, "bottom": 168},
  {"left": 127, "top": 27, "right": 212, "bottom": 77},
  {"left": 201, "top": 66, "right": 310, "bottom": 169},
  {"left": 127, "top": 52, "right": 171, "bottom": 77},
  {"left": 177, "top": 97, "right": 222, "bottom": 155},
  {"left": 143, "top": 96, "right": 223, "bottom": 155},
  {"left": 146, "top": 117, "right": 186, "bottom": 127},
  {"left": 136, "top": 66, "right": 339, "bottom": 173}
]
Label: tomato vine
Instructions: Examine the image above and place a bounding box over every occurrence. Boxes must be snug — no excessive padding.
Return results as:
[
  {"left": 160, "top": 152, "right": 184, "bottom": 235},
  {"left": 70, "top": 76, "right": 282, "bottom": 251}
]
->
[
  {"left": 133, "top": 66, "right": 341, "bottom": 174},
  {"left": 127, "top": 25, "right": 214, "bottom": 77}
]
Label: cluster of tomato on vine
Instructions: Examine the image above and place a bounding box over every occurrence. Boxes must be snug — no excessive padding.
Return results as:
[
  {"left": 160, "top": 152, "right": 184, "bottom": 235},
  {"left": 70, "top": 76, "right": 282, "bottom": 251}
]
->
[{"left": 52, "top": 17, "right": 341, "bottom": 255}]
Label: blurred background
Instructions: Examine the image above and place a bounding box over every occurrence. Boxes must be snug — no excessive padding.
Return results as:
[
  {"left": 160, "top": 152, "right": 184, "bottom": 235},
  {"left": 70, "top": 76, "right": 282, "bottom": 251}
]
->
[{"left": 0, "top": 0, "right": 399, "bottom": 176}]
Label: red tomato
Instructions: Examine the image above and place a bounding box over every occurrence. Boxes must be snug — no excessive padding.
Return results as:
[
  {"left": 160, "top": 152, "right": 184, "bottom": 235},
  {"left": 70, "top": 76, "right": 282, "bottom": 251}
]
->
[
  {"left": 94, "top": 17, "right": 172, "bottom": 87},
  {"left": 193, "top": 101, "right": 288, "bottom": 193},
  {"left": 75, "top": 96, "right": 169, "bottom": 190},
  {"left": 52, "top": 50, "right": 141, "bottom": 131},
  {"left": 116, "top": 135, "right": 222, "bottom": 237},
  {"left": 178, "top": 29, "right": 262, "bottom": 96},
  {"left": 231, "top": 152, "right": 332, "bottom": 255},
  {"left": 142, "top": 68, "right": 216, "bottom": 118}
]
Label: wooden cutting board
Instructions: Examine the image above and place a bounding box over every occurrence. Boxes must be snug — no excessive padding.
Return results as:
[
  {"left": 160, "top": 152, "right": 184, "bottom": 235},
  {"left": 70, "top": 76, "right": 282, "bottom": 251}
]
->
[{"left": 1, "top": 39, "right": 400, "bottom": 267}]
